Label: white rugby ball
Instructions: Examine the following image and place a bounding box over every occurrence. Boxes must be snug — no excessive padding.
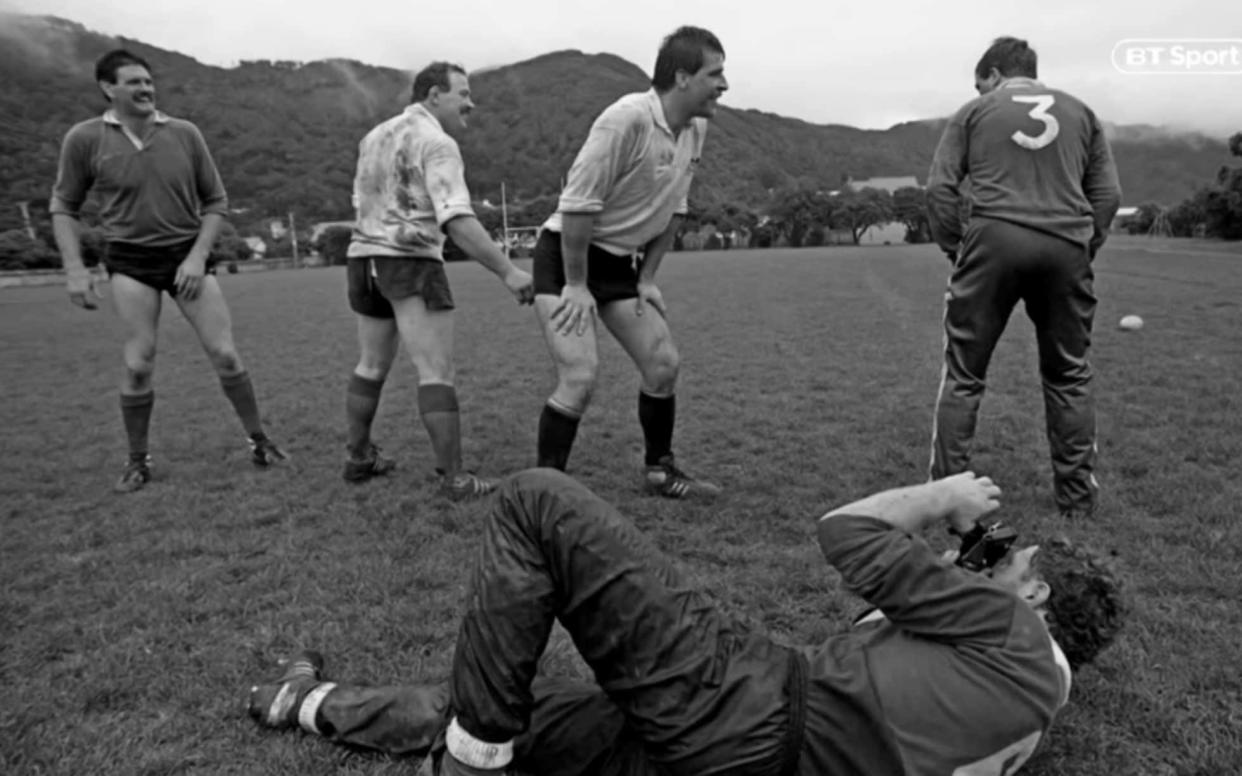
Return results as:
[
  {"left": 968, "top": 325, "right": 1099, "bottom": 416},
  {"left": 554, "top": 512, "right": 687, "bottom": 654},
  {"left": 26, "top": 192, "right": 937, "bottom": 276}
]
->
[{"left": 1119, "top": 315, "right": 1144, "bottom": 331}]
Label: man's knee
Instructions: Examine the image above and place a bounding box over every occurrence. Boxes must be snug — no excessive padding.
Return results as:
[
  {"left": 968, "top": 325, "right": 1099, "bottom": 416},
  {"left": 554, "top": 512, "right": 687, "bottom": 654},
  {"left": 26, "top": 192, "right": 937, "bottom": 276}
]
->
[
  {"left": 206, "top": 348, "right": 243, "bottom": 375},
  {"left": 556, "top": 360, "right": 599, "bottom": 409},
  {"left": 124, "top": 342, "right": 157, "bottom": 388},
  {"left": 640, "top": 344, "right": 679, "bottom": 394},
  {"left": 356, "top": 350, "right": 395, "bottom": 382},
  {"left": 495, "top": 469, "right": 584, "bottom": 532}
]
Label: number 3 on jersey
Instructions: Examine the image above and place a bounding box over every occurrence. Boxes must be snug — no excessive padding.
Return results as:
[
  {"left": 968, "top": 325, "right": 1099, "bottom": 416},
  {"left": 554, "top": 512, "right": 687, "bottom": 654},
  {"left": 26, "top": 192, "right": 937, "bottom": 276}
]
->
[
  {"left": 953, "top": 731, "right": 1042, "bottom": 776},
  {"left": 1010, "top": 95, "right": 1059, "bottom": 150}
]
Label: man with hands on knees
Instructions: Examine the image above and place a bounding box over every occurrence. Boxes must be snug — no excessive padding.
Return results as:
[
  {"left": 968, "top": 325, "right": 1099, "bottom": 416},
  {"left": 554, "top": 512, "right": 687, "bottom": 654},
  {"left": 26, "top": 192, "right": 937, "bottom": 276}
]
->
[{"left": 530, "top": 26, "right": 729, "bottom": 498}]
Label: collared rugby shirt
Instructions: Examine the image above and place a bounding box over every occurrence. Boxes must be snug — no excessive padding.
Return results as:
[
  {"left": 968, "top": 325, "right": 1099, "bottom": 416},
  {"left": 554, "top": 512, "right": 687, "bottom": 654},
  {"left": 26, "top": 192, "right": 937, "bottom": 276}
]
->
[
  {"left": 50, "top": 109, "right": 228, "bottom": 248},
  {"left": 544, "top": 89, "right": 706, "bottom": 256},
  {"left": 347, "top": 103, "right": 476, "bottom": 261}
]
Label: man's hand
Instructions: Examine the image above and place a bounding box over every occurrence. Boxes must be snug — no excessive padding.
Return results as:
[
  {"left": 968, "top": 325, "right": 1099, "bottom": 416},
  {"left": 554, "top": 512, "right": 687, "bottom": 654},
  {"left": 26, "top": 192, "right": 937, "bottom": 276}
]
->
[
  {"left": 66, "top": 268, "right": 101, "bottom": 310},
  {"left": 635, "top": 279, "right": 666, "bottom": 318},
  {"left": 938, "top": 472, "right": 1002, "bottom": 534},
  {"left": 175, "top": 253, "right": 208, "bottom": 301},
  {"left": 551, "top": 283, "right": 596, "bottom": 336},
  {"left": 503, "top": 266, "right": 535, "bottom": 305}
]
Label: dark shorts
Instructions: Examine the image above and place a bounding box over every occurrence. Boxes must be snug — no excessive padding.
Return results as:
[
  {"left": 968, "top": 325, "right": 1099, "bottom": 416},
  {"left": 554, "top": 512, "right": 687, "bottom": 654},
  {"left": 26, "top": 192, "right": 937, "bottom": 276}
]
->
[
  {"left": 103, "top": 240, "right": 214, "bottom": 295},
  {"left": 532, "top": 229, "right": 641, "bottom": 306},
  {"left": 347, "top": 256, "right": 455, "bottom": 318}
]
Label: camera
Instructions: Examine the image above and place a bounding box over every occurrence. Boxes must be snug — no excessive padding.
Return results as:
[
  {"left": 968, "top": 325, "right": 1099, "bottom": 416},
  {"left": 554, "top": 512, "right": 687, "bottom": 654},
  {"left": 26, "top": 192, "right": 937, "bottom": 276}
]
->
[{"left": 953, "top": 521, "right": 1018, "bottom": 573}]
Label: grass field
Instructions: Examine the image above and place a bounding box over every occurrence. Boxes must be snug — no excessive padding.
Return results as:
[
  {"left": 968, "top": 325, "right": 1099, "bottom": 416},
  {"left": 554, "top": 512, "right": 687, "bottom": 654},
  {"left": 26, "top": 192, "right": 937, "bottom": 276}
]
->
[{"left": 3, "top": 236, "right": 1241, "bottom": 775}]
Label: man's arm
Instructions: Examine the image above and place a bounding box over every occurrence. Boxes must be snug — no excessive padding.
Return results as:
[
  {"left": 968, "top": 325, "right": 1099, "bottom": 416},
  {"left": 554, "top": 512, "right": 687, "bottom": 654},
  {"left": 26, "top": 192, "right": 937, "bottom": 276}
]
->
[
  {"left": 820, "top": 472, "right": 1000, "bottom": 536},
  {"left": 639, "top": 214, "right": 682, "bottom": 282},
  {"left": 1082, "top": 111, "right": 1122, "bottom": 259},
  {"left": 420, "top": 139, "right": 532, "bottom": 303},
  {"left": 559, "top": 212, "right": 596, "bottom": 286},
  {"left": 630, "top": 214, "right": 682, "bottom": 317},
  {"left": 817, "top": 473, "right": 1017, "bottom": 645},
  {"left": 50, "top": 127, "right": 99, "bottom": 309},
  {"left": 445, "top": 215, "right": 534, "bottom": 304},
  {"left": 926, "top": 105, "right": 973, "bottom": 258}
]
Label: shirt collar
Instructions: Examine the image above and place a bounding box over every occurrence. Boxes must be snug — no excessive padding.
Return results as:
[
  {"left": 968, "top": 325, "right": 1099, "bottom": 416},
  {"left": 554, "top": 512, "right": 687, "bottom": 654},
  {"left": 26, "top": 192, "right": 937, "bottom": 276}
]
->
[
  {"left": 643, "top": 89, "right": 674, "bottom": 136},
  {"left": 405, "top": 102, "right": 444, "bottom": 132},
  {"left": 1048, "top": 634, "right": 1073, "bottom": 705},
  {"left": 999, "top": 77, "right": 1045, "bottom": 90},
  {"left": 103, "top": 108, "right": 171, "bottom": 124}
]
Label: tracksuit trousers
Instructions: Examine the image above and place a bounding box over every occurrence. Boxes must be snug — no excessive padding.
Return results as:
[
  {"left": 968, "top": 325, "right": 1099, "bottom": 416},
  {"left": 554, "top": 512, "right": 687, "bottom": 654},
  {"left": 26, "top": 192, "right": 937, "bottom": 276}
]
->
[
  {"left": 930, "top": 216, "right": 1099, "bottom": 515},
  {"left": 306, "top": 469, "right": 806, "bottom": 776}
]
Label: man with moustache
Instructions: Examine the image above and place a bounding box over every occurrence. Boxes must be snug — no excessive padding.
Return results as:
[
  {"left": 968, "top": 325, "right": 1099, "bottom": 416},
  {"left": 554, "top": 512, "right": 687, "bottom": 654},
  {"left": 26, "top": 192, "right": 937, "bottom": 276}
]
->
[
  {"left": 341, "top": 61, "right": 534, "bottom": 498},
  {"left": 50, "top": 48, "right": 288, "bottom": 493},
  {"left": 530, "top": 26, "right": 729, "bottom": 499}
]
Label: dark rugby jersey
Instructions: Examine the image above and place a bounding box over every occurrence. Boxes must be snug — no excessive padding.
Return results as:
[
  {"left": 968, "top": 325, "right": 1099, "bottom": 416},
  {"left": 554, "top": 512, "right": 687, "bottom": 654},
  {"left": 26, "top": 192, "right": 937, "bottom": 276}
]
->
[
  {"left": 927, "top": 78, "right": 1121, "bottom": 256},
  {"left": 50, "top": 110, "right": 228, "bottom": 248},
  {"left": 803, "top": 515, "right": 1071, "bottom": 776}
]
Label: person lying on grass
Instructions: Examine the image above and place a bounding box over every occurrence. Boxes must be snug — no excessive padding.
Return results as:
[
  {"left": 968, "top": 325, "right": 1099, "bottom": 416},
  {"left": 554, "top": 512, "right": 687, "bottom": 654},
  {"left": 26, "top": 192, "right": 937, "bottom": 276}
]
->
[{"left": 248, "top": 468, "right": 1125, "bottom": 776}]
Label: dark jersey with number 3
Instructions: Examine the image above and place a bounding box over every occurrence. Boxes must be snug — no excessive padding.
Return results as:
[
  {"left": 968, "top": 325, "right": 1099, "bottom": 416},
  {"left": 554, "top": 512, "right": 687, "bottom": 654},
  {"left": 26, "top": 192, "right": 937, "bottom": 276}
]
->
[{"left": 926, "top": 77, "right": 1121, "bottom": 257}]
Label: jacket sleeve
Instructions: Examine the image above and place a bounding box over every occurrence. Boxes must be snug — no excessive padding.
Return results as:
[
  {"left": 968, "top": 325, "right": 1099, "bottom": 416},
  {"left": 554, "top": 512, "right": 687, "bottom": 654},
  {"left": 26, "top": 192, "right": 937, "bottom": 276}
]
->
[
  {"left": 818, "top": 514, "right": 1019, "bottom": 646},
  {"left": 926, "top": 104, "right": 973, "bottom": 255}
]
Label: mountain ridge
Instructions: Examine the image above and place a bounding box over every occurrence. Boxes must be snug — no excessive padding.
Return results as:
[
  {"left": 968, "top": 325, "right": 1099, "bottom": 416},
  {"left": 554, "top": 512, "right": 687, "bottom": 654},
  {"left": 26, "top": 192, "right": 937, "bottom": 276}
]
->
[{"left": 0, "top": 13, "right": 1233, "bottom": 231}]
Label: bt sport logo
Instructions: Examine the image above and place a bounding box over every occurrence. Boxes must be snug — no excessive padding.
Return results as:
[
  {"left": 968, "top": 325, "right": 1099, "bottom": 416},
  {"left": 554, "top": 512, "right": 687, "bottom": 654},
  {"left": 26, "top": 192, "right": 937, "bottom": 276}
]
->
[{"left": 1112, "top": 39, "right": 1242, "bottom": 74}]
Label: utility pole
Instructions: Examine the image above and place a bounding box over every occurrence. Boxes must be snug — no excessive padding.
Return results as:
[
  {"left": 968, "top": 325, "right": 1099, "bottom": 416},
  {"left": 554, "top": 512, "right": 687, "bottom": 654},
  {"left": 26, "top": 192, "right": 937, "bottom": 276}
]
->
[
  {"left": 501, "top": 182, "right": 510, "bottom": 259},
  {"left": 17, "top": 201, "right": 36, "bottom": 241},
  {"left": 288, "top": 211, "right": 300, "bottom": 267}
]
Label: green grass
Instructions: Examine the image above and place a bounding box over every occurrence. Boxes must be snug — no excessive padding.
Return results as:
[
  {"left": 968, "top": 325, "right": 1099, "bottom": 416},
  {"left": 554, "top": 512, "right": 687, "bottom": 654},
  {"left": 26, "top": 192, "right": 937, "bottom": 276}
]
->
[{"left": 3, "top": 236, "right": 1241, "bottom": 775}]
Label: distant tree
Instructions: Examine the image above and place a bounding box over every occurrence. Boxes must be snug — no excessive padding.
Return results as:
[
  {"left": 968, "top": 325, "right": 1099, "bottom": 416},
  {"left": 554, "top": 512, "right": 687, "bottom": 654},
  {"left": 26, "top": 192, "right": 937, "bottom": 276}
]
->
[
  {"left": 475, "top": 203, "right": 505, "bottom": 234},
  {"left": 891, "top": 186, "right": 931, "bottom": 243},
  {"left": 1204, "top": 169, "right": 1242, "bottom": 240},
  {"left": 769, "top": 185, "right": 826, "bottom": 247},
  {"left": 1167, "top": 189, "right": 1209, "bottom": 237},
  {"left": 0, "top": 230, "right": 60, "bottom": 270},
  {"left": 312, "top": 224, "right": 353, "bottom": 266},
  {"left": 830, "top": 188, "right": 894, "bottom": 245},
  {"left": 208, "top": 221, "right": 253, "bottom": 264},
  {"left": 1126, "top": 202, "right": 1161, "bottom": 235},
  {"left": 1229, "top": 131, "right": 1242, "bottom": 158}
]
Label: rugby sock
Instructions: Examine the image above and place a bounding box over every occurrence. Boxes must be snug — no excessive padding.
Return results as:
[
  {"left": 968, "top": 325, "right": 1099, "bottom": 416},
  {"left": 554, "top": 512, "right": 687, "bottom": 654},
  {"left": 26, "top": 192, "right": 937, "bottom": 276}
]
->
[
  {"left": 120, "top": 391, "right": 154, "bottom": 462},
  {"left": 537, "top": 401, "right": 581, "bottom": 471},
  {"left": 638, "top": 391, "right": 675, "bottom": 466},
  {"left": 445, "top": 717, "right": 514, "bottom": 772},
  {"left": 419, "top": 383, "right": 461, "bottom": 476},
  {"left": 220, "top": 371, "right": 264, "bottom": 436},
  {"left": 345, "top": 373, "right": 385, "bottom": 459},
  {"left": 293, "top": 682, "right": 338, "bottom": 736}
]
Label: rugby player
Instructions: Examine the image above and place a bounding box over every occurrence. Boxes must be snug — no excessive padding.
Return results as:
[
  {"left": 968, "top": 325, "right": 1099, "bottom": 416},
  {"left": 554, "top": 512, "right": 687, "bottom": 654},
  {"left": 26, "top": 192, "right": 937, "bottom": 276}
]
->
[
  {"left": 50, "top": 49, "right": 288, "bottom": 493},
  {"left": 341, "top": 62, "right": 534, "bottom": 498},
  {"left": 530, "top": 26, "right": 728, "bottom": 498},
  {"left": 926, "top": 37, "right": 1123, "bottom": 519},
  {"left": 248, "top": 469, "right": 1125, "bottom": 775}
]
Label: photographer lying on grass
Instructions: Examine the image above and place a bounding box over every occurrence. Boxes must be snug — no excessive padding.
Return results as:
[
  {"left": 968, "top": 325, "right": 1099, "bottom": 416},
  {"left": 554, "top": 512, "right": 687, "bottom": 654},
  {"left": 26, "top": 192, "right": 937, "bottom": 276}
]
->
[{"left": 248, "top": 469, "right": 1125, "bottom": 775}]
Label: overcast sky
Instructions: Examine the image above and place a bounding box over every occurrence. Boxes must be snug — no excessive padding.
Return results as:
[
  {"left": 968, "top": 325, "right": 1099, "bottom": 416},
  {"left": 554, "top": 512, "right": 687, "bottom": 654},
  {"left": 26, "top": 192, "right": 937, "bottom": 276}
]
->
[{"left": 6, "top": 0, "right": 1242, "bottom": 136}]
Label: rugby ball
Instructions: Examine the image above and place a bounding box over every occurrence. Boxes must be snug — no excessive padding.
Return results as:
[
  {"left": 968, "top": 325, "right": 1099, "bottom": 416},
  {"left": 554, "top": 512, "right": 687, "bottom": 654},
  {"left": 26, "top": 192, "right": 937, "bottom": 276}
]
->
[{"left": 1118, "top": 315, "right": 1144, "bottom": 331}]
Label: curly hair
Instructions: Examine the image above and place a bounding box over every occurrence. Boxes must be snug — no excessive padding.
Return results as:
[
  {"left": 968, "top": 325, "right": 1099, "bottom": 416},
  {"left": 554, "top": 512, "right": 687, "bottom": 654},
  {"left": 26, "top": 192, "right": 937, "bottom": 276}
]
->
[{"left": 1037, "top": 536, "right": 1127, "bottom": 671}]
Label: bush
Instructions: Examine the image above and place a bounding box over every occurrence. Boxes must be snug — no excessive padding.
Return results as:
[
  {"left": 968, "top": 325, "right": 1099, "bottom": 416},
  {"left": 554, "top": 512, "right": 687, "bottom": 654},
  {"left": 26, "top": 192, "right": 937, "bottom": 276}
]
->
[
  {"left": 0, "top": 230, "right": 61, "bottom": 270},
  {"left": 208, "top": 221, "right": 253, "bottom": 264},
  {"left": 312, "top": 225, "right": 353, "bottom": 266}
]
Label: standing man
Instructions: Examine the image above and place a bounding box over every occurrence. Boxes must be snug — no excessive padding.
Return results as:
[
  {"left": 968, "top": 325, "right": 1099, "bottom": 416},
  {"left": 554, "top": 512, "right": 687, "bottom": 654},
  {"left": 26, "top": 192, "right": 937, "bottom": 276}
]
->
[
  {"left": 247, "top": 469, "right": 1125, "bottom": 775},
  {"left": 50, "top": 49, "right": 287, "bottom": 494},
  {"left": 531, "top": 26, "right": 729, "bottom": 498},
  {"left": 342, "top": 62, "right": 534, "bottom": 498},
  {"left": 926, "top": 37, "right": 1122, "bottom": 519}
]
